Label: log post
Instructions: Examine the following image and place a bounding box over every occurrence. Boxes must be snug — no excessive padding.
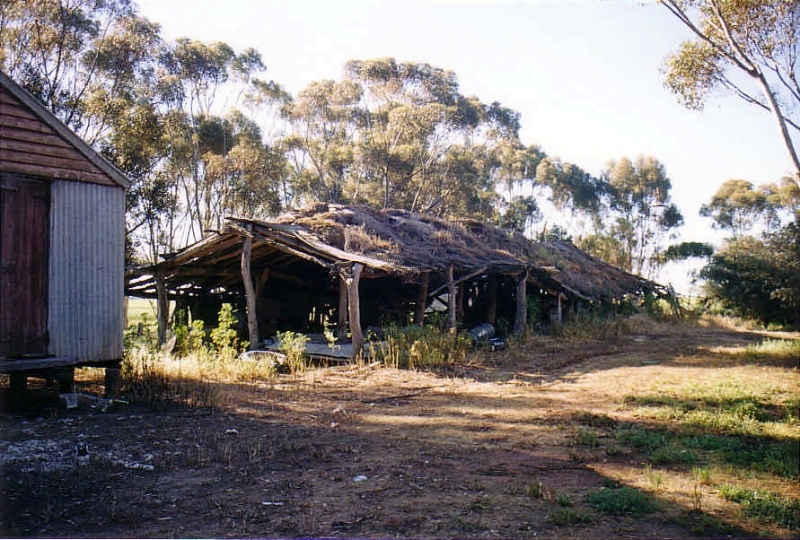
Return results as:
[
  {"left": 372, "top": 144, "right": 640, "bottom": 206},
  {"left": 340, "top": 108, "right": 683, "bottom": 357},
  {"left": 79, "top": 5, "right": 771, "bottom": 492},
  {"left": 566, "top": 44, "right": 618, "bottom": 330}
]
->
[
  {"left": 345, "top": 263, "right": 364, "bottom": 359},
  {"left": 337, "top": 275, "right": 348, "bottom": 340},
  {"left": 241, "top": 233, "right": 259, "bottom": 350},
  {"left": 556, "top": 292, "right": 564, "bottom": 325},
  {"left": 486, "top": 275, "right": 497, "bottom": 325},
  {"left": 512, "top": 270, "right": 528, "bottom": 336},
  {"left": 155, "top": 272, "right": 169, "bottom": 345},
  {"left": 447, "top": 264, "right": 457, "bottom": 333},
  {"left": 415, "top": 271, "right": 430, "bottom": 325}
]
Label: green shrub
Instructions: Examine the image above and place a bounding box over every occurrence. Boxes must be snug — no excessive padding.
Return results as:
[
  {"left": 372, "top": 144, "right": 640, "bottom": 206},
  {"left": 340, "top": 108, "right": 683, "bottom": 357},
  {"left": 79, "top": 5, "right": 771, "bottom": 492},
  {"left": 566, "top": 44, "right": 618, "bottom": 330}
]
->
[
  {"left": 276, "top": 330, "right": 309, "bottom": 373},
  {"left": 585, "top": 486, "right": 658, "bottom": 516},
  {"left": 210, "top": 303, "right": 242, "bottom": 359},
  {"left": 549, "top": 508, "right": 592, "bottom": 525}
]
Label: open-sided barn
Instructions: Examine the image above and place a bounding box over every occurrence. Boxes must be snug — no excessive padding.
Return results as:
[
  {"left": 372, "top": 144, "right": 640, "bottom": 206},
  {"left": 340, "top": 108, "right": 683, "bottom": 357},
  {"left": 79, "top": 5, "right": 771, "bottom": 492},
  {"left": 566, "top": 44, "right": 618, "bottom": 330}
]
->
[
  {"left": 127, "top": 203, "right": 666, "bottom": 358},
  {"left": 0, "top": 71, "right": 129, "bottom": 405}
]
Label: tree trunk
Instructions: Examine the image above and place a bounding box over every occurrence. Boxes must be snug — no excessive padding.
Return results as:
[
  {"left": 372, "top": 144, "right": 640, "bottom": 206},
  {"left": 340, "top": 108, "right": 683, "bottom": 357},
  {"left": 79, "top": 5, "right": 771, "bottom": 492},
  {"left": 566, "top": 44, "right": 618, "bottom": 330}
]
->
[
  {"left": 415, "top": 271, "right": 430, "bottom": 325},
  {"left": 513, "top": 270, "right": 528, "bottom": 336},
  {"left": 345, "top": 263, "right": 364, "bottom": 359},
  {"left": 241, "top": 234, "right": 259, "bottom": 350}
]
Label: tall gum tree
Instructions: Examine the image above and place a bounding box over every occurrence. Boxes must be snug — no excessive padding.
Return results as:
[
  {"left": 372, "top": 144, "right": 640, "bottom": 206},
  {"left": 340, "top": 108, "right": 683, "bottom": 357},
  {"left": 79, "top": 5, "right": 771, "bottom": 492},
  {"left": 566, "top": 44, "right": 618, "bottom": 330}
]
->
[{"left": 660, "top": 0, "right": 800, "bottom": 192}]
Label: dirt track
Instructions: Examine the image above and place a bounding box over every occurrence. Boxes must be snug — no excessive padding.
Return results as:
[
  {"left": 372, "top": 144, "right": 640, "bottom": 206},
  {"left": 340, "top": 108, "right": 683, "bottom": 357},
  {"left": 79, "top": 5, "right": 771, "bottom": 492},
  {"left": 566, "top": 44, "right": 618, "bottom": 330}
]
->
[{"left": 1, "top": 321, "right": 798, "bottom": 538}]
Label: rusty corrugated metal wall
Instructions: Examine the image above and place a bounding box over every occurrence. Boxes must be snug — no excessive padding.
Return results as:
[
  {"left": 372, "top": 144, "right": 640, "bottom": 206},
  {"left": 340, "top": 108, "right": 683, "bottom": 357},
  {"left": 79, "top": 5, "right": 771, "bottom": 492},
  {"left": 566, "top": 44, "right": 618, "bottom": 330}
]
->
[{"left": 47, "top": 180, "right": 125, "bottom": 361}]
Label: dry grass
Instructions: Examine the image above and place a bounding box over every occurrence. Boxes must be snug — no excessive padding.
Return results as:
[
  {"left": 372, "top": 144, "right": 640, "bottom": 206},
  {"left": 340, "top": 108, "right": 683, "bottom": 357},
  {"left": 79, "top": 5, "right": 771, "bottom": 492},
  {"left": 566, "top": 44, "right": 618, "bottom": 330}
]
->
[{"left": 5, "top": 314, "right": 799, "bottom": 538}]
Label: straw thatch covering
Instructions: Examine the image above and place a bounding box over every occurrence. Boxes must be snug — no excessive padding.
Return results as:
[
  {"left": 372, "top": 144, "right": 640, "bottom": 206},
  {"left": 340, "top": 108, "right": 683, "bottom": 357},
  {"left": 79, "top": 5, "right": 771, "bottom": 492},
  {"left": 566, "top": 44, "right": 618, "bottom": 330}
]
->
[{"left": 126, "top": 203, "right": 666, "bottom": 343}]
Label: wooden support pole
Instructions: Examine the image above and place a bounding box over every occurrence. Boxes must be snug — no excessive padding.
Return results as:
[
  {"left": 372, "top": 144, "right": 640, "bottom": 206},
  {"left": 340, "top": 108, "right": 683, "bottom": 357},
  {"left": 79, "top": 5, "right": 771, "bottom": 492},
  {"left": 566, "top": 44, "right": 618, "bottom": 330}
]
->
[
  {"left": 337, "top": 275, "right": 348, "bottom": 340},
  {"left": 486, "top": 275, "right": 497, "bottom": 325},
  {"left": 513, "top": 270, "right": 528, "bottom": 336},
  {"left": 345, "top": 263, "right": 364, "bottom": 359},
  {"left": 415, "top": 271, "right": 430, "bottom": 325},
  {"left": 556, "top": 292, "right": 564, "bottom": 325},
  {"left": 447, "top": 264, "right": 457, "bottom": 333},
  {"left": 155, "top": 272, "right": 169, "bottom": 345},
  {"left": 241, "top": 234, "right": 260, "bottom": 350}
]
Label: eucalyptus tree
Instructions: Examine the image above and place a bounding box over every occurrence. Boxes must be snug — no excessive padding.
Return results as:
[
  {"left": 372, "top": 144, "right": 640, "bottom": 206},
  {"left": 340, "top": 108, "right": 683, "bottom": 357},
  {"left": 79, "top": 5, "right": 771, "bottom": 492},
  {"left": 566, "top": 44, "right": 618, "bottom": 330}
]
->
[
  {"left": 579, "top": 156, "right": 683, "bottom": 278},
  {"left": 158, "top": 38, "right": 271, "bottom": 242},
  {"left": 660, "top": 0, "right": 800, "bottom": 190},
  {"left": 342, "top": 58, "right": 521, "bottom": 217},
  {"left": 279, "top": 79, "right": 362, "bottom": 205},
  {"left": 700, "top": 179, "right": 769, "bottom": 238},
  {"left": 0, "top": 0, "right": 161, "bottom": 143}
]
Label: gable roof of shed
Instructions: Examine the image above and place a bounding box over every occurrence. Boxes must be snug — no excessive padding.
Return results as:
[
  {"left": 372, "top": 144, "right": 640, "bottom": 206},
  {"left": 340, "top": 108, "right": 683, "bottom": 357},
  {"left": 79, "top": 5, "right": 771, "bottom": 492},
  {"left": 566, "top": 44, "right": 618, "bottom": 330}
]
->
[
  {"left": 127, "top": 203, "right": 666, "bottom": 302},
  {"left": 0, "top": 70, "right": 130, "bottom": 189}
]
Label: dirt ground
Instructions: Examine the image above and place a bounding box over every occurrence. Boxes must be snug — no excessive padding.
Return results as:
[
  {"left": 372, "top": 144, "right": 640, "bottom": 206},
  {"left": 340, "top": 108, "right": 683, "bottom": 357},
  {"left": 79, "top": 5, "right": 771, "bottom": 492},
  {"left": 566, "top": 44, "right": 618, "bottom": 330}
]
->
[{"left": 1, "top": 320, "right": 798, "bottom": 539}]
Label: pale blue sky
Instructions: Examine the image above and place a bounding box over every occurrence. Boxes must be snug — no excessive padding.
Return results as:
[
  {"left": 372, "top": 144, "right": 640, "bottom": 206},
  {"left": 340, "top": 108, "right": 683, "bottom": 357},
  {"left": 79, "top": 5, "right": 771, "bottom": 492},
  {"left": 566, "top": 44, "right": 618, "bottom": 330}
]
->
[{"left": 136, "top": 0, "right": 795, "bottom": 291}]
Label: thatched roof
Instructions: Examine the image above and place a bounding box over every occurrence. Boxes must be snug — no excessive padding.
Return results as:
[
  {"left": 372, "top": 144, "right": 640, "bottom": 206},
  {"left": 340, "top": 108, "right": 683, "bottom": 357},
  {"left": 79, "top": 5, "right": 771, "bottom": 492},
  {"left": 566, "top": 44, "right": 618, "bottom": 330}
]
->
[{"left": 127, "top": 203, "right": 664, "bottom": 302}]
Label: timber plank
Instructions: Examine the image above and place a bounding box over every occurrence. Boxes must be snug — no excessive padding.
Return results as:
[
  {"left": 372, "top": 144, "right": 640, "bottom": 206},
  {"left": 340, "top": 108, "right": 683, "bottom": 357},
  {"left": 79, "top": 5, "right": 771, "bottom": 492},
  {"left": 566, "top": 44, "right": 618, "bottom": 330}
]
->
[
  {"left": 0, "top": 126, "right": 74, "bottom": 149},
  {"left": 1, "top": 138, "right": 98, "bottom": 163},
  {"left": 0, "top": 161, "right": 115, "bottom": 185}
]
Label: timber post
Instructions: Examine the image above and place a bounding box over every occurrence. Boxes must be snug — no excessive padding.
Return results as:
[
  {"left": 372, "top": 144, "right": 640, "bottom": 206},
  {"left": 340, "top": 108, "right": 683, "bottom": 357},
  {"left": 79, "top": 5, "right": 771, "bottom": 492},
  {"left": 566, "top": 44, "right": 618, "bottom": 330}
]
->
[
  {"left": 337, "top": 275, "right": 348, "bottom": 340},
  {"left": 415, "top": 271, "right": 430, "bottom": 325},
  {"left": 513, "top": 269, "right": 528, "bottom": 336},
  {"left": 241, "top": 229, "right": 260, "bottom": 350},
  {"left": 155, "top": 272, "right": 169, "bottom": 345},
  {"left": 345, "top": 263, "right": 364, "bottom": 359},
  {"left": 486, "top": 275, "right": 497, "bottom": 325},
  {"left": 447, "top": 264, "right": 457, "bottom": 333}
]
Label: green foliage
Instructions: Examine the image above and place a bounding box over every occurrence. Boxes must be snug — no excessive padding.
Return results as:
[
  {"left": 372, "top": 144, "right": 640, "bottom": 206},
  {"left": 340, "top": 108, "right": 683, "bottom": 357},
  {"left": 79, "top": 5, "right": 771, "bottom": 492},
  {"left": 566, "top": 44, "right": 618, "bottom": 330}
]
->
[
  {"left": 370, "top": 324, "right": 471, "bottom": 369},
  {"left": 584, "top": 486, "right": 658, "bottom": 516},
  {"left": 700, "top": 223, "right": 799, "bottom": 328},
  {"left": 661, "top": 1, "right": 800, "bottom": 190},
  {"left": 718, "top": 485, "right": 800, "bottom": 528},
  {"left": 659, "top": 241, "right": 714, "bottom": 263},
  {"left": 276, "top": 330, "right": 309, "bottom": 373},
  {"left": 210, "top": 303, "right": 242, "bottom": 359},
  {"left": 549, "top": 508, "right": 592, "bottom": 526}
]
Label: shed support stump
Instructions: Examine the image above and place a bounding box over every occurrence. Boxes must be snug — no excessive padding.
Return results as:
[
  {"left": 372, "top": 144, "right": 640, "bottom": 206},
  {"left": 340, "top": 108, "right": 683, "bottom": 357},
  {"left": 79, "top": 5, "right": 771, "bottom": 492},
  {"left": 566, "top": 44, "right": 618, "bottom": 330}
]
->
[
  {"left": 345, "top": 263, "right": 364, "bottom": 359},
  {"left": 155, "top": 272, "right": 169, "bottom": 345},
  {"left": 104, "top": 362, "right": 122, "bottom": 398},
  {"left": 337, "top": 275, "right": 348, "bottom": 340},
  {"left": 415, "top": 271, "right": 430, "bottom": 325},
  {"left": 8, "top": 372, "right": 28, "bottom": 412},
  {"left": 513, "top": 270, "right": 528, "bottom": 336},
  {"left": 447, "top": 264, "right": 457, "bottom": 333},
  {"left": 486, "top": 275, "right": 497, "bottom": 325},
  {"left": 241, "top": 233, "right": 260, "bottom": 349}
]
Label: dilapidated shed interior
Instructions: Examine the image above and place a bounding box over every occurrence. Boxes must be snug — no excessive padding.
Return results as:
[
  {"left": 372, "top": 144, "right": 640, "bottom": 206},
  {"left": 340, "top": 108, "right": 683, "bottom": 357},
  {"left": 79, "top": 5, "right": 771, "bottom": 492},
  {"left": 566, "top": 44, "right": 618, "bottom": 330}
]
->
[{"left": 127, "top": 203, "right": 666, "bottom": 358}]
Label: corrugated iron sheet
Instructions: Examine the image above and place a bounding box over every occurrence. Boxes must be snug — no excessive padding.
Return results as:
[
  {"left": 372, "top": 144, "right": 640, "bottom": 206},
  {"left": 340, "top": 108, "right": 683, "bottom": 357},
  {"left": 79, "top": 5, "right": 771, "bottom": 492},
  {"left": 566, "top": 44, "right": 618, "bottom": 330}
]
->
[{"left": 48, "top": 181, "right": 125, "bottom": 361}]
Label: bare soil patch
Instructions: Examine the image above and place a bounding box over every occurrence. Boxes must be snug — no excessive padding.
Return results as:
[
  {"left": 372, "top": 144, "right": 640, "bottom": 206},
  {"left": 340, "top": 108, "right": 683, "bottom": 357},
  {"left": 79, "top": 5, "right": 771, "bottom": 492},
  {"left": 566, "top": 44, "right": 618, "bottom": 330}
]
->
[{"left": 2, "top": 321, "right": 798, "bottom": 538}]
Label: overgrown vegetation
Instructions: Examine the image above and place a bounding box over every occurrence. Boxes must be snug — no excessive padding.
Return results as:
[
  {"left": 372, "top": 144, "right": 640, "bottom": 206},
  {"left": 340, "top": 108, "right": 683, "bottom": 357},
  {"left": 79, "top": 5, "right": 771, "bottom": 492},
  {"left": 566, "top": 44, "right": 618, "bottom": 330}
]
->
[{"left": 369, "top": 322, "right": 472, "bottom": 369}]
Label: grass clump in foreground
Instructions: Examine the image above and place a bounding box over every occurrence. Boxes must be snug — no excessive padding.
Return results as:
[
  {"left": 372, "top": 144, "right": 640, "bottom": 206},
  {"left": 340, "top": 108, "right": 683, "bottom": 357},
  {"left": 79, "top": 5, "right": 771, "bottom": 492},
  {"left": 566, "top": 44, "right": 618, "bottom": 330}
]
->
[
  {"left": 719, "top": 485, "right": 800, "bottom": 529},
  {"left": 584, "top": 486, "right": 658, "bottom": 517}
]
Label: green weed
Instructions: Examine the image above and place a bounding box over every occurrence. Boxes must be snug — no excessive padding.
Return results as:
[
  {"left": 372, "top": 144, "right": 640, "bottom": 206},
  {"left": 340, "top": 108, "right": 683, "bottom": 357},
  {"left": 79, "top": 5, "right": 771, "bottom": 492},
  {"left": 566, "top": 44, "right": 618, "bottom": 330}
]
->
[
  {"left": 573, "top": 426, "right": 599, "bottom": 447},
  {"left": 584, "top": 486, "right": 658, "bottom": 516},
  {"left": 718, "top": 484, "right": 800, "bottom": 528},
  {"left": 549, "top": 508, "right": 592, "bottom": 525}
]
